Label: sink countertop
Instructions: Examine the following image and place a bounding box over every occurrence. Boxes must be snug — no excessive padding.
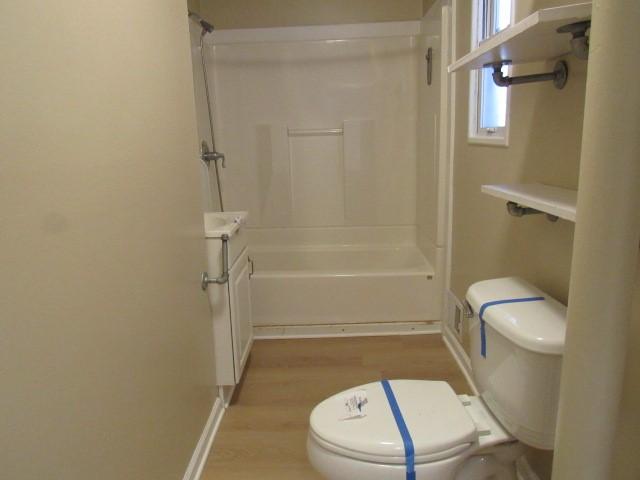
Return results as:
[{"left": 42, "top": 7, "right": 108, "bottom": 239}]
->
[{"left": 204, "top": 211, "right": 248, "bottom": 238}]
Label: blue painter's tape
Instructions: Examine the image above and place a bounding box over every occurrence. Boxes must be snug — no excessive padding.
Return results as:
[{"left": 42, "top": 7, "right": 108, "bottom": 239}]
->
[
  {"left": 381, "top": 380, "right": 416, "bottom": 480},
  {"left": 479, "top": 296, "right": 545, "bottom": 358}
]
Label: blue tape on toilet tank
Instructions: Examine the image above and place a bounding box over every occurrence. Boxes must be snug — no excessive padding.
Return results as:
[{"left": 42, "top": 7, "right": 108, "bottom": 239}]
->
[
  {"left": 479, "top": 296, "right": 545, "bottom": 358},
  {"left": 381, "top": 380, "right": 416, "bottom": 480}
]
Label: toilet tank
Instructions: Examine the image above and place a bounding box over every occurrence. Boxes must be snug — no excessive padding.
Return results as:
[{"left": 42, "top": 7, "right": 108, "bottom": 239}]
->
[{"left": 466, "top": 277, "right": 567, "bottom": 450}]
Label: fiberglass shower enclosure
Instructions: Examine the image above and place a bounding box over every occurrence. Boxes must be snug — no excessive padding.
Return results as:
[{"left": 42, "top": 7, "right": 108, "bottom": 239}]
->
[{"left": 188, "top": 4, "right": 449, "bottom": 333}]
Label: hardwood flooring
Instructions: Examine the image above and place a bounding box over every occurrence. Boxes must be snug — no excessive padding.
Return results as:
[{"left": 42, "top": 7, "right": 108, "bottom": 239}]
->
[{"left": 201, "top": 334, "right": 471, "bottom": 480}]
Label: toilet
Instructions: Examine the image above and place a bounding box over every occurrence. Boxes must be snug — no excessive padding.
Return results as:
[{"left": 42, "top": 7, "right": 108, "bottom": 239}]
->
[{"left": 307, "top": 277, "right": 567, "bottom": 480}]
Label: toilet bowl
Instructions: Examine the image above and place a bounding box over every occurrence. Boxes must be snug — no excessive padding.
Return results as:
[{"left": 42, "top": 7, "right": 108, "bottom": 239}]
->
[
  {"left": 307, "top": 277, "right": 567, "bottom": 480},
  {"left": 308, "top": 380, "right": 519, "bottom": 480}
]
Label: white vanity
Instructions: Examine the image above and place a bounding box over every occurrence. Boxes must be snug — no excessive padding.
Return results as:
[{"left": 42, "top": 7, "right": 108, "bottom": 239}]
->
[{"left": 202, "top": 211, "right": 253, "bottom": 404}]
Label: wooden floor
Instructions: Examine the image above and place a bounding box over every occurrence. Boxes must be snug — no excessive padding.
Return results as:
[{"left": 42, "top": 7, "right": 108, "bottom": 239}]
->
[{"left": 201, "top": 334, "right": 471, "bottom": 480}]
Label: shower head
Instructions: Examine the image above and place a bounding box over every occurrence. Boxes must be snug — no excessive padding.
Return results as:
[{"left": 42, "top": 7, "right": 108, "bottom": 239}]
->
[{"left": 188, "top": 11, "right": 214, "bottom": 34}]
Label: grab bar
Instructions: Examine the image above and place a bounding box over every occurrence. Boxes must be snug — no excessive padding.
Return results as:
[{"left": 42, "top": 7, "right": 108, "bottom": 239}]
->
[
  {"left": 425, "top": 47, "right": 433, "bottom": 86},
  {"left": 201, "top": 234, "right": 230, "bottom": 290},
  {"left": 287, "top": 128, "right": 343, "bottom": 137}
]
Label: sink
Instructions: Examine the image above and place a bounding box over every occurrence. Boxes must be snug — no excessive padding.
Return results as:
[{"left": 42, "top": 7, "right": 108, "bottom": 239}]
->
[
  {"left": 207, "top": 217, "right": 227, "bottom": 228},
  {"left": 204, "top": 211, "right": 249, "bottom": 279},
  {"left": 204, "top": 211, "right": 248, "bottom": 239},
  {"left": 203, "top": 211, "right": 249, "bottom": 294}
]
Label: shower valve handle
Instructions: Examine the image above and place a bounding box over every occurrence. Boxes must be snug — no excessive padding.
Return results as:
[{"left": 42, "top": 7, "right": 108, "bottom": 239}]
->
[
  {"left": 200, "top": 141, "right": 226, "bottom": 167},
  {"left": 205, "top": 151, "right": 225, "bottom": 168},
  {"left": 201, "top": 150, "right": 226, "bottom": 168}
]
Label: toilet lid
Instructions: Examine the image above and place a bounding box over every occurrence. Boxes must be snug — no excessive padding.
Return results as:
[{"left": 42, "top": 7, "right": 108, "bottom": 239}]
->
[{"left": 309, "top": 380, "right": 477, "bottom": 463}]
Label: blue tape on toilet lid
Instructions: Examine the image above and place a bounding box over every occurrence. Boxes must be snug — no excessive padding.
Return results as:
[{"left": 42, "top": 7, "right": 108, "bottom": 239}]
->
[
  {"left": 479, "top": 296, "right": 545, "bottom": 358},
  {"left": 381, "top": 379, "right": 416, "bottom": 480},
  {"left": 309, "top": 380, "right": 477, "bottom": 463}
]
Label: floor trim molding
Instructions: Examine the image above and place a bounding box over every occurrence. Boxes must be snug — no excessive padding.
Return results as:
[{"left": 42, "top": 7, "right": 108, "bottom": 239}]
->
[
  {"left": 253, "top": 321, "right": 441, "bottom": 339},
  {"left": 442, "top": 326, "right": 478, "bottom": 395},
  {"left": 182, "top": 397, "right": 225, "bottom": 480}
]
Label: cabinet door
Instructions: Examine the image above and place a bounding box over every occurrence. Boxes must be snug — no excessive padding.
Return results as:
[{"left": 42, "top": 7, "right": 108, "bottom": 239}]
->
[{"left": 228, "top": 248, "right": 254, "bottom": 383}]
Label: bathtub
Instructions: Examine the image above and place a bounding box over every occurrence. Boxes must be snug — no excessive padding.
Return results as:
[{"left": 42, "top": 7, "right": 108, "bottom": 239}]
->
[{"left": 249, "top": 243, "right": 441, "bottom": 328}]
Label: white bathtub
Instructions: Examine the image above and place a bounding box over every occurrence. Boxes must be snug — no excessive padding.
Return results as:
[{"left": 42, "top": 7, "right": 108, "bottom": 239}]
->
[{"left": 249, "top": 244, "right": 441, "bottom": 327}]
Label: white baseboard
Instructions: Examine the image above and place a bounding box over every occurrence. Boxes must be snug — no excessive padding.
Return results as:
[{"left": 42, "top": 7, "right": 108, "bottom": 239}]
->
[
  {"left": 218, "top": 384, "right": 236, "bottom": 408},
  {"left": 253, "top": 321, "right": 441, "bottom": 339},
  {"left": 443, "top": 326, "right": 478, "bottom": 395},
  {"left": 182, "top": 397, "right": 225, "bottom": 480}
]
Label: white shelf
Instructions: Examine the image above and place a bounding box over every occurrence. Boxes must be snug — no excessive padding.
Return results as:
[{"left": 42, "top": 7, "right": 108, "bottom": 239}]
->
[
  {"left": 482, "top": 183, "right": 577, "bottom": 222},
  {"left": 449, "top": 3, "right": 591, "bottom": 73}
]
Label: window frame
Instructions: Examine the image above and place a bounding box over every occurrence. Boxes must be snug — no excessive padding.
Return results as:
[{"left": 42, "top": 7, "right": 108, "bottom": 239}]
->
[{"left": 468, "top": 0, "right": 514, "bottom": 147}]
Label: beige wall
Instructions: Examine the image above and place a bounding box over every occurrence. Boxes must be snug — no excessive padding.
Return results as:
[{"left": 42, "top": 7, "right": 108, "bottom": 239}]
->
[
  {"left": 612, "top": 263, "right": 640, "bottom": 479},
  {"left": 449, "top": 1, "right": 586, "bottom": 478},
  {"left": 188, "top": 0, "right": 201, "bottom": 13},
  {"left": 423, "top": 0, "right": 438, "bottom": 16},
  {"left": 450, "top": 0, "right": 585, "bottom": 308},
  {"left": 0, "top": 1, "right": 215, "bottom": 479},
  {"left": 449, "top": 3, "right": 585, "bottom": 359},
  {"left": 197, "top": 0, "right": 423, "bottom": 29},
  {"left": 550, "top": 2, "right": 640, "bottom": 477},
  {"left": 449, "top": 1, "right": 640, "bottom": 479}
]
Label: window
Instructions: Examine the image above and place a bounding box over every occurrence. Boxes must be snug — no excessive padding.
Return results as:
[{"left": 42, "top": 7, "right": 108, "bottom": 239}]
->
[{"left": 469, "top": 0, "right": 513, "bottom": 145}]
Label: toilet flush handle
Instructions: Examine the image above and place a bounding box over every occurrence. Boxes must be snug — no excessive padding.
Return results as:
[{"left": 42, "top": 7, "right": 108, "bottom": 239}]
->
[{"left": 463, "top": 300, "right": 474, "bottom": 318}]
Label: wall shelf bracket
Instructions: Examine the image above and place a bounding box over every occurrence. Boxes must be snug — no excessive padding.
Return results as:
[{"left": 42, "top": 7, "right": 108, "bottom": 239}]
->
[
  {"left": 507, "top": 201, "right": 559, "bottom": 222},
  {"left": 557, "top": 20, "right": 591, "bottom": 60},
  {"left": 487, "top": 60, "right": 568, "bottom": 89}
]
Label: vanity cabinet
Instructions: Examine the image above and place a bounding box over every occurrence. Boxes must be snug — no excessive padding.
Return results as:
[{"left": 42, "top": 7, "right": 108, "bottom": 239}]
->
[
  {"left": 203, "top": 211, "right": 253, "bottom": 390},
  {"left": 227, "top": 248, "right": 253, "bottom": 382}
]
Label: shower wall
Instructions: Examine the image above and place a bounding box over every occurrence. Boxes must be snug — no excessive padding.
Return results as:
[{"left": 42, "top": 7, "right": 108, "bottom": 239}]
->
[
  {"left": 203, "top": 22, "right": 445, "bottom": 327},
  {"left": 416, "top": 4, "right": 444, "bottom": 270},
  {"left": 208, "top": 26, "right": 420, "bottom": 231}
]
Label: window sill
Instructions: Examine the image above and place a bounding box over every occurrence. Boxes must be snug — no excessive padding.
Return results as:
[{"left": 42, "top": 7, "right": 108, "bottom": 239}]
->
[{"left": 467, "top": 135, "right": 509, "bottom": 147}]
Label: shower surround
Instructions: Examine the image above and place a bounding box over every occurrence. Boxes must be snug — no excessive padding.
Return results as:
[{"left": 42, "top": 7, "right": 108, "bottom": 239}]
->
[{"left": 205, "top": 21, "right": 444, "bottom": 330}]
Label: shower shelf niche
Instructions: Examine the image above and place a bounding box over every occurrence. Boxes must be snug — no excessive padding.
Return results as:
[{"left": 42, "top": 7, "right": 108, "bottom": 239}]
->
[
  {"left": 448, "top": 3, "right": 592, "bottom": 73},
  {"left": 482, "top": 183, "right": 577, "bottom": 222}
]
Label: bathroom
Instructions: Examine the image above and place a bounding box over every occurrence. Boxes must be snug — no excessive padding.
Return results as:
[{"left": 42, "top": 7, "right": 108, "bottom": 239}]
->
[{"left": 1, "top": 1, "right": 639, "bottom": 479}]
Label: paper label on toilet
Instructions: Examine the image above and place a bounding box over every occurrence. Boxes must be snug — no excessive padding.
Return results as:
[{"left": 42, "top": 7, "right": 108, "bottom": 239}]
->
[{"left": 341, "top": 390, "right": 368, "bottom": 420}]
